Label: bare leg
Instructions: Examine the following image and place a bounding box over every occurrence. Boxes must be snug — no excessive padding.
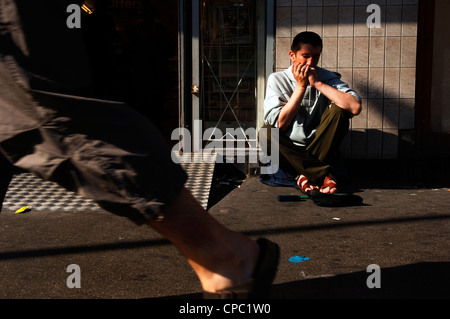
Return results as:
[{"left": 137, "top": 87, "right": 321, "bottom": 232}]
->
[{"left": 147, "top": 187, "right": 259, "bottom": 293}]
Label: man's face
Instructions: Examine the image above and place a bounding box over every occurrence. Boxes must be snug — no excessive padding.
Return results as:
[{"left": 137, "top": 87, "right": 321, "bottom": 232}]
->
[{"left": 289, "top": 43, "right": 322, "bottom": 68}]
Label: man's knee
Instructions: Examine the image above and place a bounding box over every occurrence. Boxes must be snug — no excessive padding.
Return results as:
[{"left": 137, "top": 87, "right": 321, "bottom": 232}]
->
[
  {"left": 328, "top": 103, "right": 352, "bottom": 119},
  {"left": 320, "top": 103, "right": 351, "bottom": 131}
]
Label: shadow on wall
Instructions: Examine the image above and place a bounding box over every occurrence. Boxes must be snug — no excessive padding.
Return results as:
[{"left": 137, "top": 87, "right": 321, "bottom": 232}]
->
[
  {"left": 339, "top": 92, "right": 416, "bottom": 160},
  {"left": 341, "top": 128, "right": 415, "bottom": 160}
]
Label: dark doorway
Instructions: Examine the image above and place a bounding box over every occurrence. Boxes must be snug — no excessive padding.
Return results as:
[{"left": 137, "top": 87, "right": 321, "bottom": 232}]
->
[
  {"left": 415, "top": 0, "right": 450, "bottom": 154},
  {"left": 82, "top": 0, "right": 180, "bottom": 144}
]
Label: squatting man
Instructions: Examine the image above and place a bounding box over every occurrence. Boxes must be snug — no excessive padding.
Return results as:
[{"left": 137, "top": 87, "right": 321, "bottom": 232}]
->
[{"left": 260, "top": 31, "right": 362, "bottom": 195}]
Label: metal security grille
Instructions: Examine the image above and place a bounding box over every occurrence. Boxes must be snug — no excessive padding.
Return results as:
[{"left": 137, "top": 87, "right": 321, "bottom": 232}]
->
[{"left": 200, "top": 0, "right": 257, "bottom": 146}]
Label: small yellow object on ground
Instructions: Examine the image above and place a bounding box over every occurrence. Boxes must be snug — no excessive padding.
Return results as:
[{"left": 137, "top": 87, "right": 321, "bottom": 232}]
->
[{"left": 15, "top": 206, "right": 32, "bottom": 214}]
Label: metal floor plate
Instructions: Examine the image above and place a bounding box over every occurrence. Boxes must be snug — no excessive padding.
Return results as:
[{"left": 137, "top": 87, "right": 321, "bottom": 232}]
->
[{"left": 2, "top": 153, "right": 216, "bottom": 212}]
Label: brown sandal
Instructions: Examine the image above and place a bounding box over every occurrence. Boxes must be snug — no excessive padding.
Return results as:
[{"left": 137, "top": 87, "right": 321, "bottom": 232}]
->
[
  {"left": 320, "top": 176, "right": 337, "bottom": 193},
  {"left": 297, "top": 175, "right": 316, "bottom": 195}
]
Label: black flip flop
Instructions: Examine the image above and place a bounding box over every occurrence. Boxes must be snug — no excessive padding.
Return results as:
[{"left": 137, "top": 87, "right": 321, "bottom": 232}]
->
[
  {"left": 203, "top": 238, "right": 280, "bottom": 299},
  {"left": 310, "top": 189, "right": 363, "bottom": 207}
]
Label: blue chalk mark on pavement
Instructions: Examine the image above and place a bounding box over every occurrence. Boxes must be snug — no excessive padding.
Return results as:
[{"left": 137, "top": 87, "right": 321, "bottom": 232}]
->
[{"left": 289, "top": 256, "right": 310, "bottom": 263}]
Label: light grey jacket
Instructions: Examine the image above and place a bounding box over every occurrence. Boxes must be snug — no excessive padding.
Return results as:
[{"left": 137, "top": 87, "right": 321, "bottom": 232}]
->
[{"left": 263, "top": 66, "right": 361, "bottom": 146}]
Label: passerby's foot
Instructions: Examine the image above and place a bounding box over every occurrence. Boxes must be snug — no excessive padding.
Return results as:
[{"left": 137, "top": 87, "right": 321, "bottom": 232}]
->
[
  {"left": 203, "top": 238, "right": 280, "bottom": 299},
  {"left": 200, "top": 234, "right": 259, "bottom": 294}
]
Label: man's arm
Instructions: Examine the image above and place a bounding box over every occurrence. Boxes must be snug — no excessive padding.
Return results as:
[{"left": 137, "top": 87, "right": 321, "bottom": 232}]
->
[
  {"left": 277, "top": 85, "right": 306, "bottom": 132},
  {"left": 278, "top": 63, "right": 311, "bottom": 131},
  {"left": 308, "top": 72, "right": 362, "bottom": 116}
]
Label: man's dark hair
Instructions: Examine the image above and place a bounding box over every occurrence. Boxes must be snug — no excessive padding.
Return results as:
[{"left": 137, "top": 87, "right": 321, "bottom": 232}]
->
[{"left": 291, "top": 31, "right": 323, "bottom": 52}]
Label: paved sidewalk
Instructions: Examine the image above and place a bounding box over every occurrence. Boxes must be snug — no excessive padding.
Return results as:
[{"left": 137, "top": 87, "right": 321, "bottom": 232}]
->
[{"left": 0, "top": 160, "right": 449, "bottom": 300}]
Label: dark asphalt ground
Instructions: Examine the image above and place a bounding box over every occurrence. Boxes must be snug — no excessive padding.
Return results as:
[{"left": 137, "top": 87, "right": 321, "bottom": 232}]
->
[{"left": 0, "top": 159, "right": 448, "bottom": 314}]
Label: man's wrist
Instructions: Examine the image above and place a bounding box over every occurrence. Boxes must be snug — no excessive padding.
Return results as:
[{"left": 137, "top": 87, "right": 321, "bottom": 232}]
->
[
  {"left": 312, "top": 81, "right": 323, "bottom": 90},
  {"left": 296, "top": 84, "right": 308, "bottom": 91}
]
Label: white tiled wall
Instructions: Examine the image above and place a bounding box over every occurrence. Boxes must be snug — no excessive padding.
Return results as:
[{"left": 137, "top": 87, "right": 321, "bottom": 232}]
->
[{"left": 274, "top": 0, "right": 419, "bottom": 158}]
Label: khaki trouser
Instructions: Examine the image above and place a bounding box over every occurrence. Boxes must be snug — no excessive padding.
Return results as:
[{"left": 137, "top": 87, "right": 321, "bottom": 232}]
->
[{"left": 259, "top": 103, "right": 351, "bottom": 185}]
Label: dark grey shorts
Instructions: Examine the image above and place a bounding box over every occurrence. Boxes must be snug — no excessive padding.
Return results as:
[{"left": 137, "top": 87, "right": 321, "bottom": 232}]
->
[
  {"left": 0, "top": 89, "right": 188, "bottom": 225},
  {"left": 0, "top": 0, "right": 188, "bottom": 225}
]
